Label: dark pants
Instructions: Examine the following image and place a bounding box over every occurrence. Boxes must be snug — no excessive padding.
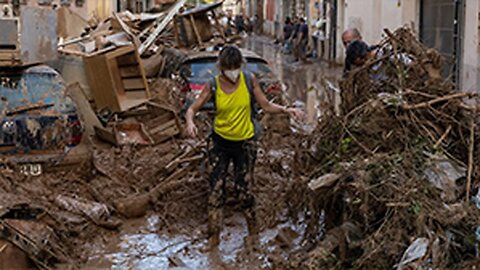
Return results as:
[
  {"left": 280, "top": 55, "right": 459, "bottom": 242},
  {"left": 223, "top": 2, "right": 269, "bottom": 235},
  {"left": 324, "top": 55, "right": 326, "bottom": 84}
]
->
[
  {"left": 294, "top": 38, "right": 308, "bottom": 61},
  {"left": 207, "top": 132, "right": 257, "bottom": 241}
]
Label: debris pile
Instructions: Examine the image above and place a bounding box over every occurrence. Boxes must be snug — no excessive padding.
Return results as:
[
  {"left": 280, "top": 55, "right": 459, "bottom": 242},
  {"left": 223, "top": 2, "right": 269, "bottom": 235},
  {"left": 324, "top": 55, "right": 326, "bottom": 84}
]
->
[
  {"left": 58, "top": 0, "right": 230, "bottom": 58},
  {"left": 56, "top": 1, "right": 234, "bottom": 147},
  {"left": 290, "top": 28, "right": 480, "bottom": 269}
]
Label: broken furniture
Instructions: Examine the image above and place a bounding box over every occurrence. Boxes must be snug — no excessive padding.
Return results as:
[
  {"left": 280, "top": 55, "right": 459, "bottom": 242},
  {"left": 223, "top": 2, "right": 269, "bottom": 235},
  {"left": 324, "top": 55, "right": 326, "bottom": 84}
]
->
[
  {"left": 137, "top": 0, "right": 187, "bottom": 55},
  {"left": 0, "top": 205, "right": 69, "bottom": 269},
  {"left": 0, "top": 6, "right": 57, "bottom": 66},
  {"left": 83, "top": 45, "right": 150, "bottom": 112},
  {"left": 173, "top": 1, "right": 225, "bottom": 48},
  {"left": 94, "top": 101, "right": 181, "bottom": 146},
  {"left": 140, "top": 102, "right": 181, "bottom": 144},
  {"left": 94, "top": 122, "right": 153, "bottom": 146}
]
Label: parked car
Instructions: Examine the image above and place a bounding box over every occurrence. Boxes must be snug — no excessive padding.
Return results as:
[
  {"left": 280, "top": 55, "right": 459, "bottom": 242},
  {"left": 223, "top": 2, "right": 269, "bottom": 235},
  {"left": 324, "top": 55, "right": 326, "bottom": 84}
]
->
[
  {"left": 0, "top": 65, "right": 87, "bottom": 175},
  {"left": 177, "top": 49, "right": 285, "bottom": 111}
]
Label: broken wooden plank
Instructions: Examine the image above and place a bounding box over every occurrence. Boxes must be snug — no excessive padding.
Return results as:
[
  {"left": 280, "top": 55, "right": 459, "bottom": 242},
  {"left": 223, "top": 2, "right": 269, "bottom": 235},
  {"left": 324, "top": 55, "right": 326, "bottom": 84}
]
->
[
  {"left": 138, "top": 0, "right": 187, "bottom": 55},
  {"left": 211, "top": 9, "right": 226, "bottom": 40},
  {"left": 66, "top": 82, "right": 102, "bottom": 138},
  {"left": 123, "top": 78, "right": 147, "bottom": 90},
  {"left": 94, "top": 126, "right": 118, "bottom": 146},
  {"left": 308, "top": 173, "right": 342, "bottom": 191},
  {"left": 149, "top": 126, "right": 179, "bottom": 144},
  {"left": 145, "top": 113, "right": 174, "bottom": 129},
  {"left": 114, "top": 166, "right": 194, "bottom": 218},
  {"left": 58, "top": 48, "right": 89, "bottom": 57},
  {"left": 164, "top": 141, "right": 205, "bottom": 173},
  {"left": 117, "top": 53, "right": 138, "bottom": 66},
  {"left": 6, "top": 103, "right": 54, "bottom": 116},
  {"left": 112, "top": 12, "right": 139, "bottom": 48},
  {"left": 148, "top": 119, "right": 177, "bottom": 135},
  {"left": 120, "top": 66, "right": 142, "bottom": 78},
  {"left": 189, "top": 14, "right": 203, "bottom": 46}
]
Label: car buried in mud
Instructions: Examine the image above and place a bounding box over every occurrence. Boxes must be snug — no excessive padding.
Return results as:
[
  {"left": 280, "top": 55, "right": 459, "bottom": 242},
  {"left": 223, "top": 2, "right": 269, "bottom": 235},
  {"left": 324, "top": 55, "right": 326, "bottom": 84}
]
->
[
  {"left": 177, "top": 49, "right": 285, "bottom": 111},
  {"left": 0, "top": 65, "right": 87, "bottom": 175}
]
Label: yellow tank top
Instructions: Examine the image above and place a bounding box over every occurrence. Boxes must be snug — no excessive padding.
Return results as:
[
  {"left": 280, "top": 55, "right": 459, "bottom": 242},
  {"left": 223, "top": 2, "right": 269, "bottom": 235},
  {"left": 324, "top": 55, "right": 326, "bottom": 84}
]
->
[{"left": 213, "top": 72, "right": 255, "bottom": 141}]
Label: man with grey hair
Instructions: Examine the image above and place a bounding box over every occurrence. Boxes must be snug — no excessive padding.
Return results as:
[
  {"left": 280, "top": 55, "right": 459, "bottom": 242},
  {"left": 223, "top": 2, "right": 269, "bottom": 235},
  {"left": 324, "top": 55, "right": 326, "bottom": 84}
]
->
[{"left": 342, "top": 28, "right": 362, "bottom": 48}]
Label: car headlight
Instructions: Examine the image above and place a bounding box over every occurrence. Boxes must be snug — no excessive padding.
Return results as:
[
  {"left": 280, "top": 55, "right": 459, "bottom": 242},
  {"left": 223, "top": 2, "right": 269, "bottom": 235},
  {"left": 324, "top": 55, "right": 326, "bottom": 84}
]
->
[{"left": 2, "top": 120, "right": 16, "bottom": 135}]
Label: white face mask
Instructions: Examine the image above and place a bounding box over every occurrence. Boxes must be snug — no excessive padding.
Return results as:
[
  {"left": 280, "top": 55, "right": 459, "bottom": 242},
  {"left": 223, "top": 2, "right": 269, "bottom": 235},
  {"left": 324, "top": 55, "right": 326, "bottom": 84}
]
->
[{"left": 223, "top": 69, "right": 241, "bottom": 83}]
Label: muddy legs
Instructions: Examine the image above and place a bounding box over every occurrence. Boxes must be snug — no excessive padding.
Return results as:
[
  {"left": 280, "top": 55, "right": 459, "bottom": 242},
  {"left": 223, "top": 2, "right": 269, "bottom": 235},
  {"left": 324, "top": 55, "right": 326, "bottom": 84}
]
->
[
  {"left": 208, "top": 175, "right": 225, "bottom": 248},
  {"left": 207, "top": 139, "right": 259, "bottom": 247}
]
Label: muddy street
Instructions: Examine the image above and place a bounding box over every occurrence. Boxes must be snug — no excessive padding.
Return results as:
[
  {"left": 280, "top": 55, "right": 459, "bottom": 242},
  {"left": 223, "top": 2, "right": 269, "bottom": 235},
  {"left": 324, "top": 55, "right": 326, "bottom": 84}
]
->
[
  {"left": 3, "top": 1, "right": 480, "bottom": 269},
  {"left": 244, "top": 35, "right": 341, "bottom": 103},
  {"left": 244, "top": 35, "right": 342, "bottom": 119},
  {"left": 79, "top": 37, "right": 342, "bottom": 270}
]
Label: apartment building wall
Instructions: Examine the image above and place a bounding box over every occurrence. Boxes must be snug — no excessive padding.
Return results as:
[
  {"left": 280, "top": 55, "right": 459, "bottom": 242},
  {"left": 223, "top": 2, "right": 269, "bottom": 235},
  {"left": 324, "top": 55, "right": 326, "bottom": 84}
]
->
[
  {"left": 337, "top": 0, "right": 420, "bottom": 63},
  {"left": 460, "top": 0, "right": 480, "bottom": 93},
  {"left": 337, "top": 0, "right": 479, "bottom": 92},
  {"left": 26, "top": 0, "right": 114, "bottom": 19}
]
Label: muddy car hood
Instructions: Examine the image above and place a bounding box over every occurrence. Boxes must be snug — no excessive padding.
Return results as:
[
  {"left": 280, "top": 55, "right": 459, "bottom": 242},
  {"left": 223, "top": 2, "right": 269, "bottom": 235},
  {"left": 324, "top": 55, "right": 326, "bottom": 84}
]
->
[{"left": 0, "top": 65, "right": 81, "bottom": 155}]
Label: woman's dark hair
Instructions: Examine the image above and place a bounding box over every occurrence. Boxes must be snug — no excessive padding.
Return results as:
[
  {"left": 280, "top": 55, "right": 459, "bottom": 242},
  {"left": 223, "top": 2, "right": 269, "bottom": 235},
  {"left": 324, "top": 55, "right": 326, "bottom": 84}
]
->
[
  {"left": 218, "top": 45, "right": 244, "bottom": 70},
  {"left": 345, "top": 40, "right": 369, "bottom": 72}
]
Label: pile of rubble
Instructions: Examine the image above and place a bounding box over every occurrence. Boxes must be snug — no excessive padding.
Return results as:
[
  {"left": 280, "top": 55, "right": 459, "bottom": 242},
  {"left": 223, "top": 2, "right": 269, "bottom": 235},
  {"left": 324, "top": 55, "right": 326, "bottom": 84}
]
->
[
  {"left": 56, "top": 0, "right": 240, "bottom": 148},
  {"left": 0, "top": 1, "right": 248, "bottom": 268},
  {"left": 4, "top": 3, "right": 480, "bottom": 267},
  {"left": 58, "top": 0, "right": 232, "bottom": 58},
  {"left": 287, "top": 28, "right": 480, "bottom": 269}
]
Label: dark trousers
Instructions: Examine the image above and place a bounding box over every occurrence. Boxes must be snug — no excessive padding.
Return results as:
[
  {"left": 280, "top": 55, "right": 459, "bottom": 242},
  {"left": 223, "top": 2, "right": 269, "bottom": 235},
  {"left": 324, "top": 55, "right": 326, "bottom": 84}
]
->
[
  {"left": 294, "top": 38, "right": 308, "bottom": 61},
  {"left": 207, "top": 132, "right": 257, "bottom": 239}
]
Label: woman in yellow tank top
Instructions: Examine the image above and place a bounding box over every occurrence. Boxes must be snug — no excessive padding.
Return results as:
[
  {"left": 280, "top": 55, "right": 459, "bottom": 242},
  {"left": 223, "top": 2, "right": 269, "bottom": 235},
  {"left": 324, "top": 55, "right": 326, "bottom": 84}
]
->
[{"left": 185, "top": 46, "right": 303, "bottom": 247}]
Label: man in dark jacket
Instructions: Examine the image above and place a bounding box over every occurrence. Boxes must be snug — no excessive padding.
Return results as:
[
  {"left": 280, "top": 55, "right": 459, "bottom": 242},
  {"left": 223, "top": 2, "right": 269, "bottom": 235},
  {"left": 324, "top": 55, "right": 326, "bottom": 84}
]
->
[
  {"left": 294, "top": 18, "right": 309, "bottom": 62},
  {"left": 283, "top": 17, "right": 294, "bottom": 54}
]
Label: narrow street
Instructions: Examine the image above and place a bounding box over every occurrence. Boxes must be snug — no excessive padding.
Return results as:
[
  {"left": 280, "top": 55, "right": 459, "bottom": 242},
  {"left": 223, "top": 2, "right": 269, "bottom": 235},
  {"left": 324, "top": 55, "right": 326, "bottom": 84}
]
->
[
  {"left": 81, "top": 35, "right": 343, "bottom": 270},
  {"left": 243, "top": 35, "right": 342, "bottom": 124},
  {"left": 2, "top": 1, "right": 480, "bottom": 269},
  {"left": 244, "top": 35, "right": 341, "bottom": 103}
]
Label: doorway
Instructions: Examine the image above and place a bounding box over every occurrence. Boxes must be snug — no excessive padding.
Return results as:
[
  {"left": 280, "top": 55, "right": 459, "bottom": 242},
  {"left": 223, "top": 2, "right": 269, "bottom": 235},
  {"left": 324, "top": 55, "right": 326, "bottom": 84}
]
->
[{"left": 420, "top": 0, "right": 464, "bottom": 84}]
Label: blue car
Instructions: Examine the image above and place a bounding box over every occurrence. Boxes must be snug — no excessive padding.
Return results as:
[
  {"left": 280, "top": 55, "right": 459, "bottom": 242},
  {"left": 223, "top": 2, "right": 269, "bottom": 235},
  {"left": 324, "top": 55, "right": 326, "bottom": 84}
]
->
[{"left": 0, "top": 65, "right": 87, "bottom": 174}]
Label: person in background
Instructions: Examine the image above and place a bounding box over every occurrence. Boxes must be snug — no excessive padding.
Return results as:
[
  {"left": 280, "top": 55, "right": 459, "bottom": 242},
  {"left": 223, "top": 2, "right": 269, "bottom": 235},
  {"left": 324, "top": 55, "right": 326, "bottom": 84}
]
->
[
  {"left": 185, "top": 46, "right": 303, "bottom": 247},
  {"left": 253, "top": 14, "right": 260, "bottom": 34},
  {"left": 290, "top": 16, "right": 300, "bottom": 41},
  {"left": 345, "top": 40, "right": 370, "bottom": 73},
  {"left": 235, "top": 14, "right": 245, "bottom": 33},
  {"left": 283, "top": 17, "right": 294, "bottom": 54},
  {"left": 344, "top": 40, "right": 412, "bottom": 77},
  {"left": 341, "top": 28, "right": 362, "bottom": 48},
  {"left": 311, "top": 17, "right": 326, "bottom": 59},
  {"left": 294, "top": 17, "right": 309, "bottom": 62}
]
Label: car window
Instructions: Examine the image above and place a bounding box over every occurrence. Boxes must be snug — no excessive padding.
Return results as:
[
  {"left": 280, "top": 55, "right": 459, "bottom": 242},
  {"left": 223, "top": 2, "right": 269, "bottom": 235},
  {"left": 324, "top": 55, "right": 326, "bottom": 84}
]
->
[
  {"left": 182, "top": 58, "right": 272, "bottom": 81},
  {"left": 191, "top": 61, "right": 218, "bottom": 78},
  {"left": 245, "top": 60, "right": 272, "bottom": 75}
]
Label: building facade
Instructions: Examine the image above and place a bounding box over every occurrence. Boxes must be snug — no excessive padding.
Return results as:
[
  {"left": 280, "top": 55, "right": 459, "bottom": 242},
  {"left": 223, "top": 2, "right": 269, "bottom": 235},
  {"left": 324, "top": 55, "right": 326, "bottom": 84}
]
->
[
  {"left": 24, "top": 0, "right": 115, "bottom": 19},
  {"left": 337, "top": 0, "right": 479, "bottom": 92},
  {"left": 28, "top": 0, "right": 158, "bottom": 19},
  {"left": 237, "top": 0, "right": 479, "bottom": 92}
]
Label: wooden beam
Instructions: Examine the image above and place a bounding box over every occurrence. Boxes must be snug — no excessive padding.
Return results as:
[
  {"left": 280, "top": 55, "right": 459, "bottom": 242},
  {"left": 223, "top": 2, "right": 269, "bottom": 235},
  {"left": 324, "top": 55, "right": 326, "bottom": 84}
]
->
[
  {"left": 138, "top": 0, "right": 187, "bottom": 55},
  {"left": 211, "top": 10, "right": 226, "bottom": 40},
  {"left": 189, "top": 14, "right": 203, "bottom": 46}
]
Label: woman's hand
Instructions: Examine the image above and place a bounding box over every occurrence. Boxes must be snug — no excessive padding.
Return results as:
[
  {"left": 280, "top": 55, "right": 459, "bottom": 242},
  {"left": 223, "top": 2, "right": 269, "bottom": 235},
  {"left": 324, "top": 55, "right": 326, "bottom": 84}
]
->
[
  {"left": 286, "top": 107, "right": 305, "bottom": 120},
  {"left": 185, "top": 121, "right": 198, "bottom": 138}
]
